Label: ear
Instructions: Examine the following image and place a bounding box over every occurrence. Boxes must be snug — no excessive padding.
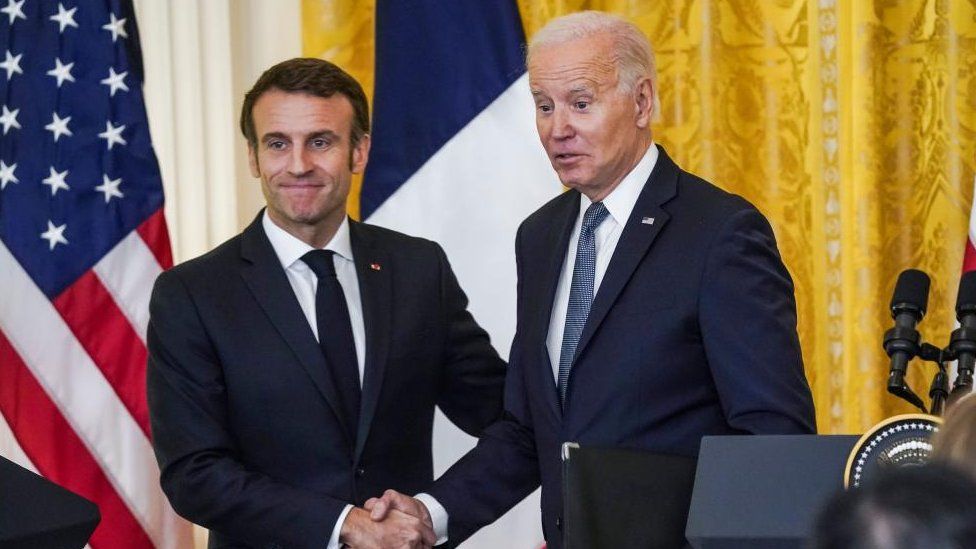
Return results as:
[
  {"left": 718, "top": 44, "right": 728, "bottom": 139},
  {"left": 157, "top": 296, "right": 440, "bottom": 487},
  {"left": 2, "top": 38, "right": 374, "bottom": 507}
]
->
[
  {"left": 351, "top": 133, "right": 371, "bottom": 175},
  {"left": 247, "top": 142, "right": 260, "bottom": 178},
  {"left": 634, "top": 77, "right": 653, "bottom": 129}
]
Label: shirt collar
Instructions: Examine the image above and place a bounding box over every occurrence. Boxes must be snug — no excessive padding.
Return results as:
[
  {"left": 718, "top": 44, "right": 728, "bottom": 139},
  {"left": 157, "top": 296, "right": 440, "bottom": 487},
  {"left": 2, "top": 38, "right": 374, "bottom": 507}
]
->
[
  {"left": 262, "top": 209, "right": 354, "bottom": 270},
  {"left": 580, "top": 142, "right": 659, "bottom": 226}
]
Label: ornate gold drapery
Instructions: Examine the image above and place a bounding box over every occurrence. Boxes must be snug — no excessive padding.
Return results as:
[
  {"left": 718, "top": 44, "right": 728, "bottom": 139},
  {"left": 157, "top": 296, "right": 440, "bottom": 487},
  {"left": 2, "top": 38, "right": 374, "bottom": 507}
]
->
[
  {"left": 304, "top": 0, "right": 976, "bottom": 433},
  {"left": 301, "top": 0, "right": 375, "bottom": 218}
]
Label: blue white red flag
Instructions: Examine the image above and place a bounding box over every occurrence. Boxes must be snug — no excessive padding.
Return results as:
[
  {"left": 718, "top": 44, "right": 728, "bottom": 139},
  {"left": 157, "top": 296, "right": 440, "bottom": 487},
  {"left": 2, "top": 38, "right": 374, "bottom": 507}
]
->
[{"left": 363, "top": 1, "right": 560, "bottom": 546}]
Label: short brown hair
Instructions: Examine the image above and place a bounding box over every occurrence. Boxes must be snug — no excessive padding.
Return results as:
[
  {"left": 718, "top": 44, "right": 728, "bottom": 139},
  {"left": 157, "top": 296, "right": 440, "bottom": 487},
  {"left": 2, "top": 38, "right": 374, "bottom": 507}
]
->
[{"left": 240, "top": 57, "right": 369, "bottom": 147}]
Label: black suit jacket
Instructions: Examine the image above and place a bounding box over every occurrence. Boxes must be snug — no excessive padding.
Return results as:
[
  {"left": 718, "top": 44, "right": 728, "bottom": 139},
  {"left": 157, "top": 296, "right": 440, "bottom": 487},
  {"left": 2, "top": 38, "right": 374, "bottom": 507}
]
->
[
  {"left": 427, "top": 146, "right": 817, "bottom": 548},
  {"left": 146, "top": 213, "right": 506, "bottom": 548}
]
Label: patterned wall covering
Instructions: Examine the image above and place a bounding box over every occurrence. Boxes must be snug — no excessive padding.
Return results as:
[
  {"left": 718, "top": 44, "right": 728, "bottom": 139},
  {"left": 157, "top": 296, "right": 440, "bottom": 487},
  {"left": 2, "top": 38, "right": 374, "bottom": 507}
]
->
[{"left": 306, "top": 0, "right": 976, "bottom": 433}]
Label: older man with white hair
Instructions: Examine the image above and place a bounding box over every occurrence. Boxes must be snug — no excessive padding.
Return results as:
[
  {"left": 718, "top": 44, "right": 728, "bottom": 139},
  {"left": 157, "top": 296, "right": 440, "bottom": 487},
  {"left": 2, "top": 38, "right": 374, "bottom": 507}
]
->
[{"left": 369, "top": 11, "right": 816, "bottom": 548}]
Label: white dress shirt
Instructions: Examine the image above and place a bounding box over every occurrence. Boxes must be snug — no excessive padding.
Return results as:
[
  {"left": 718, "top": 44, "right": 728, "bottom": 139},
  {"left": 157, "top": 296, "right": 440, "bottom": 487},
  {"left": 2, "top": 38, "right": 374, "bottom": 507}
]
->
[
  {"left": 261, "top": 211, "right": 365, "bottom": 549},
  {"left": 545, "top": 143, "right": 658, "bottom": 379},
  {"left": 419, "top": 143, "right": 659, "bottom": 545}
]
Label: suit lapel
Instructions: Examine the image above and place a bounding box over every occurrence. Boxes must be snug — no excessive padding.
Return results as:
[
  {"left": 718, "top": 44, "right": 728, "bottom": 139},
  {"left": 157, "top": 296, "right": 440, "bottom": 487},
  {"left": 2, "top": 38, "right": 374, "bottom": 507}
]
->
[
  {"left": 239, "top": 213, "right": 352, "bottom": 448},
  {"left": 574, "top": 146, "right": 680, "bottom": 364},
  {"left": 531, "top": 192, "right": 580, "bottom": 421},
  {"left": 349, "top": 221, "right": 392, "bottom": 462}
]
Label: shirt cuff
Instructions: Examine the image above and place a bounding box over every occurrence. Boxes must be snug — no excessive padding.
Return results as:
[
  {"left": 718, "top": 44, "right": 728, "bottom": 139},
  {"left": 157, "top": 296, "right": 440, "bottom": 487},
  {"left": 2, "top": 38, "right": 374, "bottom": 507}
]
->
[
  {"left": 328, "top": 504, "right": 354, "bottom": 549},
  {"left": 415, "top": 493, "right": 449, "bottom": 545}
]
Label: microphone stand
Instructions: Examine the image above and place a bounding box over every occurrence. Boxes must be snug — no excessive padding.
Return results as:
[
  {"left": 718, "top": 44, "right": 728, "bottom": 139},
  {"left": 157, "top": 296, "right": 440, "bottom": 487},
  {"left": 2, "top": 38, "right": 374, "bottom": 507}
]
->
[
  {"left": 893, "top": 343, "right": 961, "bottom": 417},
  {"left": 884, "top": 323, "right": 926, "bottom": 413},
  {"left": 949, "top": 324, "right": 976, "bottom": 400},
  {"left": 884, "top": 270, "right": 976, "bottom": 416},
  {"left": 949, "top": 372, "right": 973, "bottom": 409},
  {"left": 918, "top": 343, "right": 950, "bottom": 417}
]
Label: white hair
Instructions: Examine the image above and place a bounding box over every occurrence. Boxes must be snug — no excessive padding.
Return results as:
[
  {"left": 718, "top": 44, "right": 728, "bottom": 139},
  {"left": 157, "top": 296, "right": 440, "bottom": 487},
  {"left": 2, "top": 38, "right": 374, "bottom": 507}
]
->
[{"left": 527, "top": 11, "right": 660, "bottom": 119}]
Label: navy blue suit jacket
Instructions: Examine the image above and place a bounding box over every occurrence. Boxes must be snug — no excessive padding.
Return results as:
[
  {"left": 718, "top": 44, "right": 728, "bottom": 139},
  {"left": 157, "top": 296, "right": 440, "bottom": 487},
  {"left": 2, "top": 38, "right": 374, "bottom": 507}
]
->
[
  {"left": 147, "top": 214, "right": 506, "bottom": 548},
  {"left": 427, "top": 146, "right": 816, "bottom": 548}
]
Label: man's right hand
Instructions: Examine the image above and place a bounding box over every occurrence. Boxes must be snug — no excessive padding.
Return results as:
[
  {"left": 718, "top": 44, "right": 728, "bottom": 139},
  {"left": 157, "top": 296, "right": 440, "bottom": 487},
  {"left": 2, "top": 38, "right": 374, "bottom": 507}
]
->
[
  {"left": 364, "top": 490, "right": 433, "bottom": 527},
  {"left": 339, "top": 506, "right": 436, "bottom": 549}
]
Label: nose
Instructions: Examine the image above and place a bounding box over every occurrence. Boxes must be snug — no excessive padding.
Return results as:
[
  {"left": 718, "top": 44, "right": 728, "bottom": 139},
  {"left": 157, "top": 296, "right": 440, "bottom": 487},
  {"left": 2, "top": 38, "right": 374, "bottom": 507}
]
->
[
  {"left": 288, "top": 146, "right": 312, "bottom": 176},
  {"left": 550, "top": 107, "right": 575, "bottom": 141}
]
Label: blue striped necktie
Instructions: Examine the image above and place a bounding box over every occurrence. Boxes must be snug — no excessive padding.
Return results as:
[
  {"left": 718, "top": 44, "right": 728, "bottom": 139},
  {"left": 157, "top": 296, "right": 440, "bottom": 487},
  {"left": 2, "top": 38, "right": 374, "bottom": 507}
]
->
[{"left": 558, "top": 202, "right": 610, "bottom": 409}]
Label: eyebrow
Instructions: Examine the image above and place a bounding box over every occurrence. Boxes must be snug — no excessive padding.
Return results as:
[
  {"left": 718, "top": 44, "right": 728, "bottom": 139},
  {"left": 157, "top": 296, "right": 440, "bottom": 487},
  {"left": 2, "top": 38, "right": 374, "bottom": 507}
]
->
[
  {"left": 530, "top": 84, "right": 594, "bottom": 98},
  {"left": 260, "top": 130, "right": 341, "bottom": 143}
]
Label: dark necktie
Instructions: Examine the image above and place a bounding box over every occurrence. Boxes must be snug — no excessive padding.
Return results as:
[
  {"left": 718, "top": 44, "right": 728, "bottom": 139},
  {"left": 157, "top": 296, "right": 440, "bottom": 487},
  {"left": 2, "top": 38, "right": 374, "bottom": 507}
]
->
[
  {"left": 557, "top": 202, "right": 610, "bottom": 409},
  {"left": 301, "top": 249, "right": 361, "bottom": 439}
]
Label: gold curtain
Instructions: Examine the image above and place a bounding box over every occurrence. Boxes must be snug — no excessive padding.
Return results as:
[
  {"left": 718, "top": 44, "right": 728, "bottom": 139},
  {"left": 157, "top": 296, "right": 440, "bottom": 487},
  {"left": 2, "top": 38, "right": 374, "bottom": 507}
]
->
[
  {"left": 305, "top": 0, "right": 976, "bottom": 434},
  {"left": 302, "top": 0, "right": 375, "bottom": 219}
]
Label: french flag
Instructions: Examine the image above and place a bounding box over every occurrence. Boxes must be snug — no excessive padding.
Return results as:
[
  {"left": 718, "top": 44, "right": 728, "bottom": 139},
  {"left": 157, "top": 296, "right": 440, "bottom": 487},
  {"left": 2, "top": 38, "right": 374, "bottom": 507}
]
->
[{"left": 363, "top": 1, "right": 560, "bottom": 546}]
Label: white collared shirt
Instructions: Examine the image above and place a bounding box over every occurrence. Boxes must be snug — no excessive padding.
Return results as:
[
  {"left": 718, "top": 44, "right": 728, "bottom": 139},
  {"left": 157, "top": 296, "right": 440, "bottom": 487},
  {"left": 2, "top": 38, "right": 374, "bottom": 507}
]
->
[
  {"left": 545, "top": 143, "right": 659, "bottom": 380},
  {"left": 262, "top": 211, "right": 366, "bottom": 380},
  {"left": 261, "top": 211, "right": 365, "bottom": 549}
]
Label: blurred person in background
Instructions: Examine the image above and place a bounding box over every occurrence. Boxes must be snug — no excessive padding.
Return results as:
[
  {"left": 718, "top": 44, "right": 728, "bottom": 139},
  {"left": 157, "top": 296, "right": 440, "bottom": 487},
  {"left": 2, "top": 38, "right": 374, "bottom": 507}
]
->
[
  {"left": 932, "top": 393, "right": 976, "bottom": 482},
  {"left": 809, "top": 463, "right": 976, "bottom": 549}
]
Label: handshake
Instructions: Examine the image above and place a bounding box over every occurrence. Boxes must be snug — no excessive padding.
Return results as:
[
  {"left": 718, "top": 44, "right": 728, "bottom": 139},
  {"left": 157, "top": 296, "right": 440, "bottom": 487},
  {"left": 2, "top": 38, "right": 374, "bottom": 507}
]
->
[{"left": 339, "top": 490, "right": 440, "bottom": 549}]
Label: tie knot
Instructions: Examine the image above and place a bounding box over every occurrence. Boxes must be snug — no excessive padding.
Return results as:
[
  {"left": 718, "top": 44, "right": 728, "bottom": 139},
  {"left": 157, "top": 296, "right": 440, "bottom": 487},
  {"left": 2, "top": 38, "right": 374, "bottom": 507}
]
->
[
  {"left": 582, "top": 202, "right": 609, "bottom": 233},
  {"left": 301, "top": 249, "right": 337, "bottom": 279}
]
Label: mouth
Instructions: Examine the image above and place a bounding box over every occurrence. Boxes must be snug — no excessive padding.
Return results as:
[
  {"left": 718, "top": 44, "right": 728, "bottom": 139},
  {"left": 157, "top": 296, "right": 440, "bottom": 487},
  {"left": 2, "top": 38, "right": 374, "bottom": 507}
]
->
[
  {"left": 553, "top": 153, "right": 584, "bottom": 165},
  {"left": 279, "top": 181, "right": 326, "bottom": 190}
]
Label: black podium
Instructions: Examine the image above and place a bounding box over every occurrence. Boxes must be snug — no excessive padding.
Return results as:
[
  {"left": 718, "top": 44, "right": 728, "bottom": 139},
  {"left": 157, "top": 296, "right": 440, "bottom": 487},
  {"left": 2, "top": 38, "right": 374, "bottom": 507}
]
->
[
  {"left": 0, "top": 455, "right": 100, "bottom": 548},
  {"left": 562, "top": 444, "right": 698, "bottom": 548},
  {"left": 685, "top": 435, "right": 859, "bottom": 549}
]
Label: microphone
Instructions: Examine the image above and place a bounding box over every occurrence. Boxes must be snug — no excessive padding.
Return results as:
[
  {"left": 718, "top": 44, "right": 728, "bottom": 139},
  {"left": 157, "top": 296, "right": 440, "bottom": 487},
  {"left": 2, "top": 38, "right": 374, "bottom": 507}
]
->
[
  {"left": 950, "top": 271, "right": 976, "bottom": 399},
  {"left": 883, "top": 269, "right": 930, "bottom": 411}
]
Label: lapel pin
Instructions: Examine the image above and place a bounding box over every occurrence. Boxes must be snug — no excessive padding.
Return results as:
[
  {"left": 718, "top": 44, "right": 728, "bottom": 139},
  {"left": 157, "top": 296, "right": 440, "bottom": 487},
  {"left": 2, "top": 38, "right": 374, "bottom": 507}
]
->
[
  {"left": 370, "top": 263, "right": 382, "bottom": 271},
  {"left": 641, "top": 217, "right": 655, "bottom": 225}
]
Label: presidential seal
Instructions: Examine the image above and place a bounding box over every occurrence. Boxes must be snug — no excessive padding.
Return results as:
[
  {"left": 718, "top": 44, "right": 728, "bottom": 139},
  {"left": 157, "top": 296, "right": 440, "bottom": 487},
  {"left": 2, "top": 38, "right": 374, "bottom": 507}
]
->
[{"left": 844, "top": 413, "right": 942, "bottom": 488}]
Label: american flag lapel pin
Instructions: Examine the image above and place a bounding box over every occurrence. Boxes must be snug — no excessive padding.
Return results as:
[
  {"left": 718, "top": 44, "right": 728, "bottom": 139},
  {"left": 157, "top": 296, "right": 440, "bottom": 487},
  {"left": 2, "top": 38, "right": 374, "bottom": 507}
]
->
[
  {"left": 370, "top": 262, "right": 382, "bottom": 271},
  {"left": 641, "top": 216, "right": 655, "bottom": 225}
]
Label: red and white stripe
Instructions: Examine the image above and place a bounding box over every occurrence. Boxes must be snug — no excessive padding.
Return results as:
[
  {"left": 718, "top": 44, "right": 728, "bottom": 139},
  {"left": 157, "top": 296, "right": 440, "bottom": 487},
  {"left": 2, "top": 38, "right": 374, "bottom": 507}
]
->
[
  {"left": 0, "top": 210, "right": 191, "bottom": 548},
  {"left": 965, "top": 176, "right": 976, "bottom": 273}
]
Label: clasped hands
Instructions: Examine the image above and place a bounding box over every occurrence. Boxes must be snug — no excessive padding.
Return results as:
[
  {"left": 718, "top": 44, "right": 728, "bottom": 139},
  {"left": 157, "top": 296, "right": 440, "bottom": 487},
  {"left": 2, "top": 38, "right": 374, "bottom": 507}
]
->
[{"left": 339, "top": 490, "right": 437, "bottom": 549}]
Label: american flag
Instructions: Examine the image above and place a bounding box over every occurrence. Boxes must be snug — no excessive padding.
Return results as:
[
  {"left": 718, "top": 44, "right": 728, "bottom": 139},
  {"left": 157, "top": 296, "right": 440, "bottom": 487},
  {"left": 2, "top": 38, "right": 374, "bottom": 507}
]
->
[
  {"left": 966, "top": 176, "right": 976, "bottom": 273},
  {"left": 0, "top": 0, "right": 190, "bottom": 546}
]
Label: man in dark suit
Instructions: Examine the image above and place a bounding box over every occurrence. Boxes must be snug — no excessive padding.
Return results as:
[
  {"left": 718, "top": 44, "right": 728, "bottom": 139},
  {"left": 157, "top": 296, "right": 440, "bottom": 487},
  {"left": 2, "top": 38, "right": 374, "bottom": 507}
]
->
[
  {"left": 146, "top": 58, "right": 506, "bottom": 548},
  {"left": 368, "top": 11, "right": 817, "bottom": 548}
]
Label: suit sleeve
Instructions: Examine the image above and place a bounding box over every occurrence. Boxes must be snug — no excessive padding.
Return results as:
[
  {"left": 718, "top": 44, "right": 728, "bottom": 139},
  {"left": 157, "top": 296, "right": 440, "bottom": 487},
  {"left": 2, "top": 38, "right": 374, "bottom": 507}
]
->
[
  {"left": 426, "top": 226, "right": 542, "bottom": 544},
  {"left": 146, "top": 269, "right": 348, "bottom": 548},
  {"left": 699, "top": 206, "right": 817, "bottom": 434},
  {"left": 432, "top": 242, "right": 507, "bottom": 436}
]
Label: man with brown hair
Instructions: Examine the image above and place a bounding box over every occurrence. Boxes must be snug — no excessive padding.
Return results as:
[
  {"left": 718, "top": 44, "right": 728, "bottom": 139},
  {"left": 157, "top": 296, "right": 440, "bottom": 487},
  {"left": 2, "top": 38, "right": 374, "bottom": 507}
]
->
[{"left": 147, "top": 58, "right": 505, "bottom": 548}]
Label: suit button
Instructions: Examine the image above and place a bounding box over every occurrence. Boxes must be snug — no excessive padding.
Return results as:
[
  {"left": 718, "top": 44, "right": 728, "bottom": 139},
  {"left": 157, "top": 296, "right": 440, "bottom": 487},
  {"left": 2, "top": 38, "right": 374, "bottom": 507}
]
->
[
  {"left": 355, "top": 467, "right": 365, "bottom": 477},
  {"left": 556, "top": 516, "right": 562, "bottom": 530}
]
